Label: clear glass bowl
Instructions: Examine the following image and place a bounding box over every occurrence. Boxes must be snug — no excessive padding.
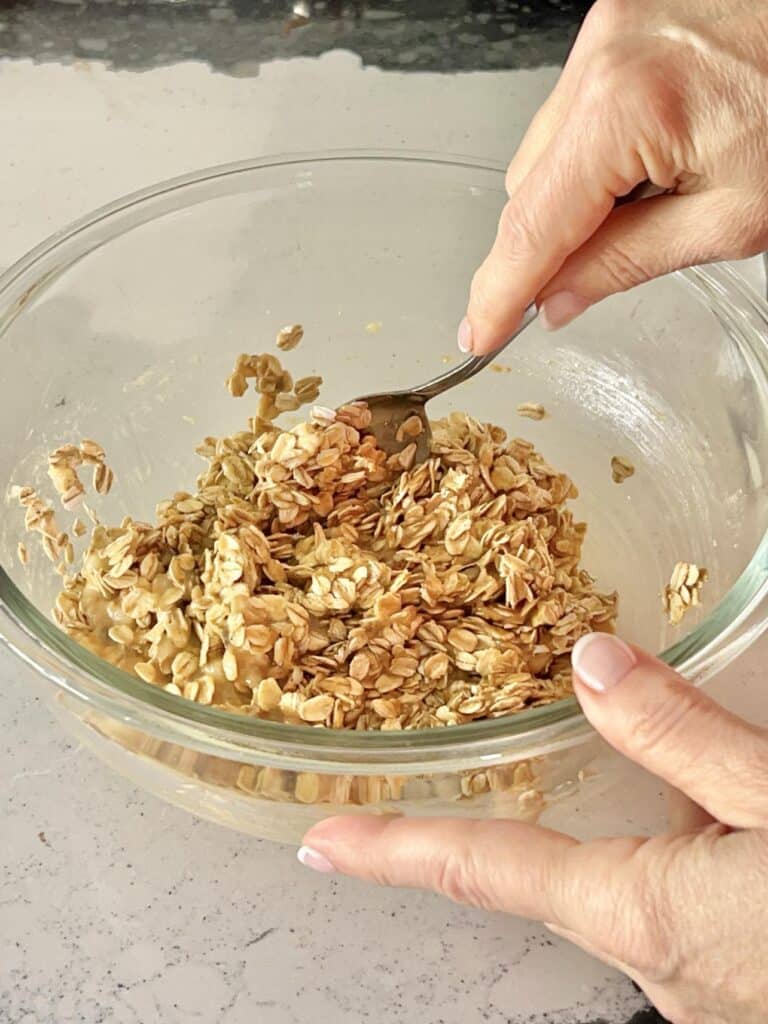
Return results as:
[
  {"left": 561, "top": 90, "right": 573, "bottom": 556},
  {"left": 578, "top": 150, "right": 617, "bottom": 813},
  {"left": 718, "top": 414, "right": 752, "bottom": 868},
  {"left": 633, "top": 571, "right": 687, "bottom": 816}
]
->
[{"left": 2, "top": 152, "right": 768, "bottom": 843}]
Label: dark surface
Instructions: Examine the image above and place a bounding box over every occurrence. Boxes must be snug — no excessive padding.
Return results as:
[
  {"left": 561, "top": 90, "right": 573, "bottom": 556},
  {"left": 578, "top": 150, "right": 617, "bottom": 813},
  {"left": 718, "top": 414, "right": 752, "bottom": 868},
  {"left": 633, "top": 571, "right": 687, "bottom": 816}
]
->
[
  {"left": 0, "top": 0, "right": 593, "bottom": 72},
  {"left": 0, "top": 2, "right": 670, "bottom": 1022},
  {"left": 627, "top": 1011, "right": 670, "bottom": 1024}
]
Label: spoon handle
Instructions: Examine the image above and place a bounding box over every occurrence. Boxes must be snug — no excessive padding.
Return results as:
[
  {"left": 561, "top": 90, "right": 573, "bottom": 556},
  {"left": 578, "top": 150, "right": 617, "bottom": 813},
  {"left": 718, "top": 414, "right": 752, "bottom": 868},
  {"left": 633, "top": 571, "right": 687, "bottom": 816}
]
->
[{"left": 413, "top": 303, "right": 538, "bottom": 402}]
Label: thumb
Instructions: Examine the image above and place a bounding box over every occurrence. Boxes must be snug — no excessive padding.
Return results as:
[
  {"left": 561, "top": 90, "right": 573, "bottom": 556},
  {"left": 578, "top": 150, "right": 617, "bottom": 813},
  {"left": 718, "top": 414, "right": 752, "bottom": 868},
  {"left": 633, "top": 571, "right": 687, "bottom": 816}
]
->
[
  {"left": 537, "top": 191, "right": 749, "bottom": 330},
  {"left": 571, "top": 633, "right": 768, "bottom": 829}
]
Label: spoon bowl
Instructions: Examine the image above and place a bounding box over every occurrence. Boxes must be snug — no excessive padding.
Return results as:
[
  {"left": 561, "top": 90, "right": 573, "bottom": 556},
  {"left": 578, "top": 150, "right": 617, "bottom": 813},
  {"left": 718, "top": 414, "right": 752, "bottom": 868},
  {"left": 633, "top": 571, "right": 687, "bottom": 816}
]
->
[{"left": 356, "top": 303, "right": 539, "bottom": 461}]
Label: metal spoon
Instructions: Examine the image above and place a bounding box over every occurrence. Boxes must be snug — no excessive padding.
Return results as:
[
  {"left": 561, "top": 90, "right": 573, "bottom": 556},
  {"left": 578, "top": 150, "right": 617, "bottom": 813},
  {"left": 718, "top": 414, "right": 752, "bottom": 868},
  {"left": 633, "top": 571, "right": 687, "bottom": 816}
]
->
[
  {"left": 354, "top": 303, "right": 538, "bottom": 464},
  {"left": 354, "top": 179, "right": 667, "bottom": 464}
]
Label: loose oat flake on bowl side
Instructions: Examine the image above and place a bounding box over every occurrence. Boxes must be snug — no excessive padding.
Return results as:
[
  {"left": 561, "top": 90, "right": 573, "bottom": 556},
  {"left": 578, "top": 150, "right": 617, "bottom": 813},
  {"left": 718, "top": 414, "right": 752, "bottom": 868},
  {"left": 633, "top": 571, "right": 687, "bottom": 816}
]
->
[
  {"left": 19, "top": 349, "right": 618, "bottom": 732},
  {"left": 275, "top": 324, "right": 304, "bottom": 351},
  {"left": 663, "top": 561, "right": 708, "bottom": 625},
  {"left": 611, "top": 455, "right": 635, "bottom": 484},
  {"left": 516, "top": 402, "right": 546, "bottom": 421}
]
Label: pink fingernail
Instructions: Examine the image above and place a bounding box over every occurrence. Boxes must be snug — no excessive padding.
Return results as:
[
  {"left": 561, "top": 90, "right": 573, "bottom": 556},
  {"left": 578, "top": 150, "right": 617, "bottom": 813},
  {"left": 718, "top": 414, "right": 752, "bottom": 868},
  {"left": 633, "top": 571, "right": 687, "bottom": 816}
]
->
[
  {"left": 538, "top": 292, "right": 590, "bottom": 331},
  {"left": 572, "top": 633, "right": 637, "bottom": 692},
  {"left": 297, "top": 845, "right": 336, "bottom": 874},
  {"left": 457, "top": 317, "right": 473, "bottom": 353}
]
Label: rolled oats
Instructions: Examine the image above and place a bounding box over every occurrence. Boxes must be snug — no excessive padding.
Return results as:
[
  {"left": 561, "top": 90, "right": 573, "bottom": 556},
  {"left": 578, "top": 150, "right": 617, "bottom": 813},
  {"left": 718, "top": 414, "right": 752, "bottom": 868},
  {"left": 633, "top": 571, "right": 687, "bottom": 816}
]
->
[
  {"left": 19, "top": 348, "right": 618, "bottom": 737},
  {"left": 46, "top": 440, "right": 114, "bottom": 508},
  {"left": 226, "top": 349, "right": 324, "bottom": 422},
  {"left": 517, "top": 402, "right": 546, "bottom": 420},
  {"left": 610, "top": 455, "right": 635, "bottom": 484},
  {"left": 12, "top": 487, "right": 70, "bottom": 565},
  {"left": 276, "top": 324, "right": 304, "bottom": 351},
  {"left": 93, "top": 463, "right": 114, "bottom": 496},
  {"left": 663, "top": 561, "right": 707, "bottom": 625}
]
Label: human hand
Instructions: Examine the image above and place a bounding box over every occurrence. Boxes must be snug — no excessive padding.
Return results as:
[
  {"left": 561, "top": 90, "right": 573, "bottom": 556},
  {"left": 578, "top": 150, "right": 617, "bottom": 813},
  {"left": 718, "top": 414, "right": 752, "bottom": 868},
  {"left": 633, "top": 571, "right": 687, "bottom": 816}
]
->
[
  {"left": 459, "top": 0, "right": 768, "bottom": 354},
  {"left": 299, "top": 633, "right": 768, "bottom": 1024}
]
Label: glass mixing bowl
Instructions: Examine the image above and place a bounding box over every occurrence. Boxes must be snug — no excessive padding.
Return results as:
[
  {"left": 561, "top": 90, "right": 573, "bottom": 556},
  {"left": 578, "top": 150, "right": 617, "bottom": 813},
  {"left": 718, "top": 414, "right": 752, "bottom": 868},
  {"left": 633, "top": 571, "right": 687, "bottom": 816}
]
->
[{"left": 2, "top": 152, "right": 768, "bottom": 843}]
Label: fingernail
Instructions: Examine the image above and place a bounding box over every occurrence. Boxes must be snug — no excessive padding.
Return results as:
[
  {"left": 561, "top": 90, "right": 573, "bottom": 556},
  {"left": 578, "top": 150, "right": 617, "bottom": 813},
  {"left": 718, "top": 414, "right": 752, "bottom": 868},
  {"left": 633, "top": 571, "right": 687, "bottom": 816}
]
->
[
  {"left": 538, "top": 292, "right": 590, "bottom": 331},
  {"left": 457, "top": 317, "right": 473, "bottom": 353},
  {"left": 297, "top": 845, "right": 336, "bottom": 874},
  {"left": 572, "top": 633, "right": 637, "bottom": 693}
]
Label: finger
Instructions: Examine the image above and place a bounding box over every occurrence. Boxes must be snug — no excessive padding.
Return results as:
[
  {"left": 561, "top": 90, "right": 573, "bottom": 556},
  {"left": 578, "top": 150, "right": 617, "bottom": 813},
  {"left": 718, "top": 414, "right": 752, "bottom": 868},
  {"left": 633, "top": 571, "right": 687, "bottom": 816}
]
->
[
  {"left": 537, "top": 192, "right": 745, "bottom": 329},
  {"left": 503, "top": 53, "right": 581, "bottom": 199},
  {"left": 572, "top": 634, "right": 768, "bottom": 828},
  {"left": 464, "top": 102, "right": 646, "bottom": 355},
  {"left": 301, "top": 815, "right": 645, "bottom": 927},
  {"left": 302, "top": 816, "right": 577, "bottom": 919},
  {"left": 503, "top": 92, "right": 569, "bottom": 201},
  {"left": 462, "top": 27, "right": 699, "bottom": 354},
  {"left": 299, "top": 814, "right": 681, "bottom": 975}
]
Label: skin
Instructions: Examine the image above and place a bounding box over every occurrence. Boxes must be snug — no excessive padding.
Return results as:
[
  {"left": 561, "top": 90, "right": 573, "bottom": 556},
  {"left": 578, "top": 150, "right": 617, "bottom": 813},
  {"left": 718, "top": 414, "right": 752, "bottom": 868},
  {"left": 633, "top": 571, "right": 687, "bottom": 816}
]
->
[
  {"left": 299, "top": 6, "right": 768, "bottom": 1020},
  {"left": 301, "top": 638, "right": 768, "bottom": 1023},
  {"left": 457, "top": 0, "right": 768, "bottom": 353}
]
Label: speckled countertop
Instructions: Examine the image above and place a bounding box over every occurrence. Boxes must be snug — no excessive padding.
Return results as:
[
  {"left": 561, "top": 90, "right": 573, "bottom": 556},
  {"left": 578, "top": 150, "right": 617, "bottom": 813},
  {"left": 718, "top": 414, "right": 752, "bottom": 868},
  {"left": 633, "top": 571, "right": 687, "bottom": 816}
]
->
[{"left": 0, "top": 5, "right": 765, "bottom": 1023}]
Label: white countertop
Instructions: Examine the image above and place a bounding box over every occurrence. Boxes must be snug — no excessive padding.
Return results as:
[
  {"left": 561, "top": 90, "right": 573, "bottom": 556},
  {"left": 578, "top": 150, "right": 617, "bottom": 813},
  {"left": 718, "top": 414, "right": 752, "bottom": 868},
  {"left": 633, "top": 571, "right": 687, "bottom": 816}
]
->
[{"left": 1, "top": 50, "right": 766, "bottom": 1024}]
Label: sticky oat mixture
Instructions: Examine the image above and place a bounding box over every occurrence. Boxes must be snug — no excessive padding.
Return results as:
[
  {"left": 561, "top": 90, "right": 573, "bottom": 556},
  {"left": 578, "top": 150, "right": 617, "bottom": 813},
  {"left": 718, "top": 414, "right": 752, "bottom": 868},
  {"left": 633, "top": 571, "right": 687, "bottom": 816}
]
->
[{"left": 26, "top": 347, "right": 618, "bottom": 732}]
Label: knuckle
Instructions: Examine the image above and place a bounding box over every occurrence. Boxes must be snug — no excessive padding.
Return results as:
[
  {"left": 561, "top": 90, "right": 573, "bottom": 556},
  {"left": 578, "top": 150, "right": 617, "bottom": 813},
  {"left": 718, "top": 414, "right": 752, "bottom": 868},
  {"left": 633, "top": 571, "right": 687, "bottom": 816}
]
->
[
  {"left": 430, "top": 823, "right": 501, "bottom": 911},
  {"left": 496, "top": 200, "right": 542, "bottom": 262},
  {"left": 434, "top": 847, "right": 494, "bottom": 911},
  {"left": 635, "top": 69, "right": 687, "bottom": 163},
  {"left": 583, "top": 42, "right": 680, "bottom": 146},
  {"left": 495, "top": 201, "right": 573, "bottom": 271},
  {"left": 624, "top": 680, "right": 701, "bottom": 762},
  {"left": 591, "top": 240, "right": 652, "bottom": 292},
  {"left": 434, "top": 852, "right": 470, "bottom": 903}
]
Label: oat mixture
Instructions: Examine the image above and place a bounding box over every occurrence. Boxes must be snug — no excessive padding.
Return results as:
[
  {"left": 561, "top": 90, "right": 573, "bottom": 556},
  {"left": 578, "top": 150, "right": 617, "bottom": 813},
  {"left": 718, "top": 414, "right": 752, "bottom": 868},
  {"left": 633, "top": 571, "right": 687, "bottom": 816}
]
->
[{"left": 20, "top": 350, "right": 619, "bottom": 732}]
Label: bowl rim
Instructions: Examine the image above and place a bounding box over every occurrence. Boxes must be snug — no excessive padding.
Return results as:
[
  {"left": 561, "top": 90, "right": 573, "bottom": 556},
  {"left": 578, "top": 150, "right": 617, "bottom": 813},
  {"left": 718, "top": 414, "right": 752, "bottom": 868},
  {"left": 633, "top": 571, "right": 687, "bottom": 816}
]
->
[{"left": 2, "top": 148, "right": 768, "bottom": 764}]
